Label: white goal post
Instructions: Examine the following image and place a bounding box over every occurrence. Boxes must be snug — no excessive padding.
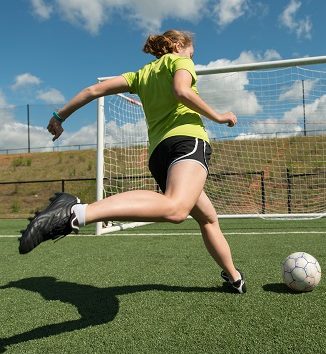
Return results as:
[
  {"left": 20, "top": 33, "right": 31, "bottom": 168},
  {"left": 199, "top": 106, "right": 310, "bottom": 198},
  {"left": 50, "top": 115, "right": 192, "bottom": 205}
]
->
[{"left": 96, "top": 56, "right": 326, "bottom": 235}]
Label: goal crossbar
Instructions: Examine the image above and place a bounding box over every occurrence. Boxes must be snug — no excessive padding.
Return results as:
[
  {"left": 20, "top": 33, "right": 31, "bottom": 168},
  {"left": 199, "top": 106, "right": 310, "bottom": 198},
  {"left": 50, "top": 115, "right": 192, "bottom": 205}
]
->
[{"left": 195, "top": 55, "right": 326, "bottom": 75}]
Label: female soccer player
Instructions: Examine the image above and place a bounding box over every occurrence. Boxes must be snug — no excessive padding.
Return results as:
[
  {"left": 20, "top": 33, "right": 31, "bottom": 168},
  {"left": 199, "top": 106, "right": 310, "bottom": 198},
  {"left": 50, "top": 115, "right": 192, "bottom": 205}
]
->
[{"left": 19, "top": 30, "right": 246, "bottom": 293}]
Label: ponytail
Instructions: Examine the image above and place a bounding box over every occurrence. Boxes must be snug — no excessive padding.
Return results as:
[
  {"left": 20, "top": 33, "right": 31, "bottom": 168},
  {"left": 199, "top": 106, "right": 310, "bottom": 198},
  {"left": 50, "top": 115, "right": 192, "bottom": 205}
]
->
[{"left": 143, "top": 30, "right": 193, "bottom": 58}]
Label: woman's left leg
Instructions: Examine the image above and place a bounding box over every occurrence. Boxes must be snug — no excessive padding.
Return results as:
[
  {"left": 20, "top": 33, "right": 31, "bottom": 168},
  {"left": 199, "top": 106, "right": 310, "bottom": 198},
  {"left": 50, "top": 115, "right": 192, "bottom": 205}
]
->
[{"left": 190, "top": 191, "right": 241, "bottom": 283}]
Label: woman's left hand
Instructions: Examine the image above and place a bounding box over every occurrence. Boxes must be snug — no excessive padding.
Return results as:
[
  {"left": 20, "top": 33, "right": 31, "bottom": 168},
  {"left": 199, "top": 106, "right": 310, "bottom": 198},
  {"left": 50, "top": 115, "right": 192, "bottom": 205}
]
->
[{"left": 218, "top": 112, "right": 237, "bottom": 127}]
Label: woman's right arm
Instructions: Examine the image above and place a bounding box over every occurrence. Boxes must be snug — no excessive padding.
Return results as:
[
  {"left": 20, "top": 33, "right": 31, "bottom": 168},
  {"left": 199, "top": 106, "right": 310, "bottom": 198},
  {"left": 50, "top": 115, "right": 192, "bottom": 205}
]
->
[
  {"left": 48, "top": 76, "right": 129, "bottom": 141},
  {"left": 56, "top": 76, "right": 129, "bottom": 120}
]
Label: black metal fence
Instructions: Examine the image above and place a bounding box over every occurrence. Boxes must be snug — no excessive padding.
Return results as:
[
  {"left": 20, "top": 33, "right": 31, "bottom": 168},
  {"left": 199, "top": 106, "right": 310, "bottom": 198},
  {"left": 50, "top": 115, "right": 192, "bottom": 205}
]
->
[
  {"left": 2, "top": 169, "right": 323, "bottom": 219},
  {"left": 0, "top": 177, "right": 97, "bottom": 218},
  {"left": 0, "top": 144, "right": 97, "bottom": 155}
]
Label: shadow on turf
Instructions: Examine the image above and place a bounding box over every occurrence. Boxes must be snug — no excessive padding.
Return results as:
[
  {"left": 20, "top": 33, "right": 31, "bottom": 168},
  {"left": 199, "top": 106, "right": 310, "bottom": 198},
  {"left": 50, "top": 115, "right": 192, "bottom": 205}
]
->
[
  {"left": 262, "top": 282, "right": 301, "bottom": 294},
  {"left": 0, "top": 277, "right": 234, "bottom": 352}
]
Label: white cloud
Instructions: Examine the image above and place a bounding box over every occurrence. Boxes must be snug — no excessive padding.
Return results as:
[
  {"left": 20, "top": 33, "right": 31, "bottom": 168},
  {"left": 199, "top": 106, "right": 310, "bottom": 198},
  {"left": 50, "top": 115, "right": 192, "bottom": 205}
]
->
[
  {"left": 10, "top": 74, "right": 64, "bottom": 104},
  {"left": 105, "top": 119, "right": 148, "bottom": 147},
  {"left": 279, "top": 79, "right": 316, "bottom": 101},
  {"left": 195, "top": 50, "right": 281, "bottom": 118},
  {"left": 233, "top": 49, "right": 282, "bottom": 65},
  {"left": 30, "top": 0, "right": 53, "bottom": 19},
  {"left": 0, "top": 110, "right": 15, "bottom": 125},
  {"left": 125, "top": 0, "right": 207, "bottom": 33},
  {"left": 11, "top": 73, "right": 42, "bottom": 90},
  {"left": 59, "top": 118, "right": 148, "bottom": 147},
  {"left": 213, "top": 0, "right": 248, "bottom": 28},
  {"left": 0, "top": 90, "right": 8, "bottom": 106},
  {"left": 0, "top": 92, "right": 15, "bottom": 125},
  {"left": 56, "top": 0, "right": 108, "bottom": 34},
  {"left": 259, "top": 49, "right": 282, "bottom": 62},
  {"left": 30, "top": 0, "right": 208, "bottom": 34},
  {"left": 283, "top": 94, "right": 326, "bottom": 132},
  {"left": 0, "top": 122, "right": 52, "bottom": 150},
  {"left": 36, "top": 88, "right": 66, "bottom": 104},
  {"left": 0, "top": 119, "right": 97, "bottom": 151},
  {"left": 28, "top": 0, "right": 312, "bottom": 40},
  {"left": 234, "top": 93, "right": 326, "bottom": 141},
  {"left": 197, "top": 69, "right": 261, "bottom": 116},
  {"left": 61, "top": 123, "right": 97, "bottom": 146},
  {"left": 279, "top": 0, "right": 312, "bottom": 39},
  {"left": 194, "top": 49, "right": 322, "bottom": 142}
]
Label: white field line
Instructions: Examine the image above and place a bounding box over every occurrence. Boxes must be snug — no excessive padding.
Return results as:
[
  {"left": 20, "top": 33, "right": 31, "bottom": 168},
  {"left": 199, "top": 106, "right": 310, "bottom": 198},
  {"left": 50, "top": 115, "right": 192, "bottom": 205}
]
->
[{"left": 1, "top": 231, "right": 325, "bottom": 238}]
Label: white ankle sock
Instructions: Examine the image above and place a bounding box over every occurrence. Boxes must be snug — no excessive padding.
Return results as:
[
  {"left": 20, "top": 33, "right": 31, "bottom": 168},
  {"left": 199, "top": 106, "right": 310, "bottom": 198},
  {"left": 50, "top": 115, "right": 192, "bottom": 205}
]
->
[
  {"left": 234, "top": 271, "right": 242, "bottom": 282},
  {"left": 232, "top": 271, "right": 242, "bottom": 283},
  {"left": 71, "top": 204, "right": 88, "bottom": 227}
]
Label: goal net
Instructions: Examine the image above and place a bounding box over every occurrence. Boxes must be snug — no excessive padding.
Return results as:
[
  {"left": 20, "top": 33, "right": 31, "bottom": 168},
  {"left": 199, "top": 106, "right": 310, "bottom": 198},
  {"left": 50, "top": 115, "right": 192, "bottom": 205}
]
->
[{"left": 96, "top": 56, "right": 326, "bottom": 235}]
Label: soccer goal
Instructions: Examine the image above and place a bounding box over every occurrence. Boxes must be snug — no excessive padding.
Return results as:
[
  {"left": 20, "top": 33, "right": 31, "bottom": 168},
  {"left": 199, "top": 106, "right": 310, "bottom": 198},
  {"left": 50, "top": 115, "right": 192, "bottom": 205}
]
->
[{"left": 96, "top": 56, "right": 326, "bottom": 235}]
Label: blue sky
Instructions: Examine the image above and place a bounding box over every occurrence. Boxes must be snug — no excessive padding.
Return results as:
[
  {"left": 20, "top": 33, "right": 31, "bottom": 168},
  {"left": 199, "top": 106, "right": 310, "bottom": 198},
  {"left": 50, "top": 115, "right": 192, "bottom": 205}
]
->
[{"left": 0, "top": 0, "right": 325, "bottom": 150}]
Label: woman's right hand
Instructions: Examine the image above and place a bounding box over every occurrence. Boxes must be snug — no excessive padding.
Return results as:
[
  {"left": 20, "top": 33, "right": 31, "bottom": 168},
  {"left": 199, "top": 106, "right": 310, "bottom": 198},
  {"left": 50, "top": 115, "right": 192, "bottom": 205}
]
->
[{"left": 47, "top": 116, "right": 64, "bottom": 141}]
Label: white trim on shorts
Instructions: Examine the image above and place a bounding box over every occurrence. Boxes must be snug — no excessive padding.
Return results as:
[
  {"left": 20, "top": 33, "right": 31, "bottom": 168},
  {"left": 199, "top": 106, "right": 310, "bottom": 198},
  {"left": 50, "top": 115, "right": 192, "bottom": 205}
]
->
[
  {"left": 168, "top": 138, "right": 209, "bottom": 174},
  {"left": 203, "top": 140, "right": 207, "bottom": 167}
]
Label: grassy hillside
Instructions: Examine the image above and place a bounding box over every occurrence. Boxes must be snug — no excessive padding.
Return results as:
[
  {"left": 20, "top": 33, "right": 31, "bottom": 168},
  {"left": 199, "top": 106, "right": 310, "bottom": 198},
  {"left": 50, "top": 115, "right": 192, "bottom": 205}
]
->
[
  {"left": 207, "top": 135, "right": 326, "bottom": 215},
  {"left": 0, "top": 150, "right": 97, "bottom": 218},
  {"left": 0, "top": 134, "right": 325, "bottom": 218},
  {"left": 0, "top": 150, "right": 97, "bottom": 182}
]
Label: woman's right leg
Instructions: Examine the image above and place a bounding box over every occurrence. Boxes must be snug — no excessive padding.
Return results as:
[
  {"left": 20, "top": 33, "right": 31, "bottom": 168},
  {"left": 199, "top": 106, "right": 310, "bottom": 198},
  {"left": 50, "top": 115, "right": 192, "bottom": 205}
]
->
[
  {"left": 85, "top": 160, "right": 208, "bottom": 224},
  {"left": 190, "top": 191, "right": 241, "bottom": 283},
  {"left": 19, "top": 160, "right": 207, "bottom": 254}
]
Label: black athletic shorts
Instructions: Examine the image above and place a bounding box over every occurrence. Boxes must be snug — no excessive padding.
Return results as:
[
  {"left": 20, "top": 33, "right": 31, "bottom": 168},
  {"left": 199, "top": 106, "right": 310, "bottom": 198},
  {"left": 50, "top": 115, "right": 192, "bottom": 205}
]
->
[{"left": 148, "top": 136, "right": 212, "bottom": 193}]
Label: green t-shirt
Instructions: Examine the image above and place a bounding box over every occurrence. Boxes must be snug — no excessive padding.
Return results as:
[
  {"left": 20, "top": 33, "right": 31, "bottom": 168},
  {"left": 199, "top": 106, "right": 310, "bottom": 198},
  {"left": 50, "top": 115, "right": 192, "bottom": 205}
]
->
[{"left": 122, "top": 54, "right": 209, "bottom": 155}]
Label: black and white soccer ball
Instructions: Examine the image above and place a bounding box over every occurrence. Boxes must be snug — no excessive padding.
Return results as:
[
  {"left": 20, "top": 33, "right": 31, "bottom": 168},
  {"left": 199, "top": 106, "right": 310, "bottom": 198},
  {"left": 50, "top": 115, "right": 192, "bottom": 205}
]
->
[{"left": 282, "top": 252, "right": 321, "bottom": 292}]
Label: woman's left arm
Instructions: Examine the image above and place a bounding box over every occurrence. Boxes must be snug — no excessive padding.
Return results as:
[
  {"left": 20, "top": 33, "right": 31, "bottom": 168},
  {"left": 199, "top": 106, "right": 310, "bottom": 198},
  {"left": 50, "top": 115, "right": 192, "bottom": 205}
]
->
[{"left": 172, "top": 69, "right": 237, "bottom": 127}]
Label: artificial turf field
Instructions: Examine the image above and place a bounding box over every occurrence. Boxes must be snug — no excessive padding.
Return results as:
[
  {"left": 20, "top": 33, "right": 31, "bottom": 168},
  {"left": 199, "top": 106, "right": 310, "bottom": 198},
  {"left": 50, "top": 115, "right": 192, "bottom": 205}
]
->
[{"left": 0, "top": 218, "right": 325, "bottom": 353}]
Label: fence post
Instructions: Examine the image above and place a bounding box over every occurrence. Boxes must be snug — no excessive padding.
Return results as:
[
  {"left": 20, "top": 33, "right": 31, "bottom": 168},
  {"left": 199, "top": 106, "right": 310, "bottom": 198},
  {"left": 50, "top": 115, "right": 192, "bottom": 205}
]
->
[
  {"left": 286, "top": 168, "right": 292, "bottom": 214},
  {"left": 27, "top": 104, "right": 31, "bottom": 153},
  {"left": 260, "top": 171, "right": 266, "bottom": 214},
  {"left": 302, "top": 80, "right": 307, "bottom": 137}
]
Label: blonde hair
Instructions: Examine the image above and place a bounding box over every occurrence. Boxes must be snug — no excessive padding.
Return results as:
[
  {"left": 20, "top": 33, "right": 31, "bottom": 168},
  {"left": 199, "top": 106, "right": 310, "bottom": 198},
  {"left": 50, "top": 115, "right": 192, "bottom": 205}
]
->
[{"left": 143, "top": 30, "right": 193, "bottom": 58}]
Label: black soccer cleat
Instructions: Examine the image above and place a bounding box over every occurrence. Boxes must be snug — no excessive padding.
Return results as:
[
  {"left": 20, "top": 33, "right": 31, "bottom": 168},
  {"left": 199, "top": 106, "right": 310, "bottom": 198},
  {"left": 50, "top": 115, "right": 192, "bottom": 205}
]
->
[
  {"left": 221, "top": 269, "right": 247, "bottom": 294},
  {"left": 19, "top": 192, "right": 80, "bottom": 254},
  {"left": 220, "top": 269, "right": 230, "bottom": 282},
  {"left": 231, "top": 275, "right": 247, "bottom": 294}
]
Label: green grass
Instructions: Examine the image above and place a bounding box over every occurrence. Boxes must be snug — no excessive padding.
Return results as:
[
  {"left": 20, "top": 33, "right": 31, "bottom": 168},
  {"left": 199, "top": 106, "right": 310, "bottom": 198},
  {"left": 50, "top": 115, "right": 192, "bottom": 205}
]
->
[{"left": 0, "top": 218, "right": 325, "bottom": 353}]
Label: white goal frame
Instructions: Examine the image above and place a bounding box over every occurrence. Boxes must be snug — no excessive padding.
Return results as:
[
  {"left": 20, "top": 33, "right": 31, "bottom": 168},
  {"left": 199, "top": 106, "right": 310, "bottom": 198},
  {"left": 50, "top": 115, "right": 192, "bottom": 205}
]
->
[
  {"left": 96, "top": 56, "right": 326, "bottom": 235},
  {"left": 96, "top": 91, "right": 153, "bottom": 235}
]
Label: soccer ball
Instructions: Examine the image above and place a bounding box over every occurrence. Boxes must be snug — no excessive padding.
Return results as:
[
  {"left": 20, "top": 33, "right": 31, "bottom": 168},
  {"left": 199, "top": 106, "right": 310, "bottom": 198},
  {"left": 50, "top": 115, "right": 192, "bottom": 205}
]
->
[{"left": 281, "top": 252, "right": 321, "bottom": 292}]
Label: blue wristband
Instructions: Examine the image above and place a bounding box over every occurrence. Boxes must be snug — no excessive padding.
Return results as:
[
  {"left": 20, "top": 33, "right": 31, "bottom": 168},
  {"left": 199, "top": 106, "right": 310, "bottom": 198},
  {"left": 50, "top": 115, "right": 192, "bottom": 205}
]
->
[{"left": 53, "top": 111, "right": 65, "bottom": 123}]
